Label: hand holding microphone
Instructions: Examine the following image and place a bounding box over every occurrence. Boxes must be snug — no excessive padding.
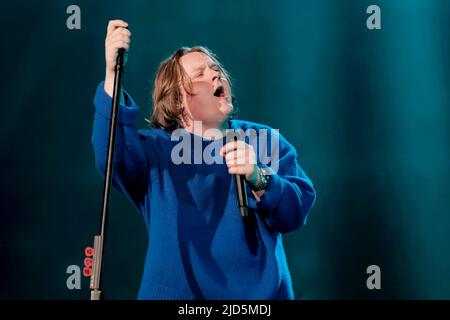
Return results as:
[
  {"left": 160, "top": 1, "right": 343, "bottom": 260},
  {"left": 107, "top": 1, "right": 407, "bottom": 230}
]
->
[
  {"left": 220, "top": 140, "right": 259, "bottom": 183},
  {"left": 220, "top": 138, "right": 261, "bottom": 218}
]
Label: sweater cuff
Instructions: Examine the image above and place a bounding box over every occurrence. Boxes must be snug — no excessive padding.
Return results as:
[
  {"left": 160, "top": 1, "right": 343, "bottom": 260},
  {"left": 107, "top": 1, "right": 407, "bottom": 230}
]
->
[
  {"left": 93, "top": 81, "right": 139, "bottom": 125},
  {"left": 247, "top": 171, "right": 284, "bottom": 213}
]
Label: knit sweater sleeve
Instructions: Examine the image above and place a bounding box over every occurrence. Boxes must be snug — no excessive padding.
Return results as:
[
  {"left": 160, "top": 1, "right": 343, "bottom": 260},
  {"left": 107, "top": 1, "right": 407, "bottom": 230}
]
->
[
  {"left": 90, "top": 81, "right": 158, "bottom": 212},
  {"left": 247, "top": 130, "right": 316, "bottom": 234}
]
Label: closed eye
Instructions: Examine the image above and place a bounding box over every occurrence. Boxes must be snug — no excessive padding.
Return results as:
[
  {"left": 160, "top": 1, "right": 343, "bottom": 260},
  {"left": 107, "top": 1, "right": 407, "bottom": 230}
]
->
[{"left": 210, "top": 64, "right": 220, "bottom": 72}]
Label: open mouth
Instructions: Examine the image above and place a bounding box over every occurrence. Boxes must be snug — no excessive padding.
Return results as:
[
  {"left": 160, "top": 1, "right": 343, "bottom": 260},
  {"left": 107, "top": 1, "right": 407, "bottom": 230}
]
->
[{"left": 213, "top": 86, "right": 226, "bottom": 98}]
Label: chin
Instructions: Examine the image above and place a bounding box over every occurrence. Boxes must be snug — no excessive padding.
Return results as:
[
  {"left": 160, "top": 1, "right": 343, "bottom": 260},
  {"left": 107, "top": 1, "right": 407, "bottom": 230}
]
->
[{"left": 220, "top": 103, "right": 233, "bottom": 115}]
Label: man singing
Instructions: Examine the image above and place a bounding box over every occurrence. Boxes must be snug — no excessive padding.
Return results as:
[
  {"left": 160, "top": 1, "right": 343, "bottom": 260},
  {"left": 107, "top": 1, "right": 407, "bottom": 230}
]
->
[{"left": 91, "top": 19, "right": 316, "bottom": 300}]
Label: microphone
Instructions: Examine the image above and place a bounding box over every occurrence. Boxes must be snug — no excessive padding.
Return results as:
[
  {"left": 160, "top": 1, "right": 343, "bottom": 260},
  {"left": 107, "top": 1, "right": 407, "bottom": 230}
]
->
[{"left": 227, "top": 116, "right": 249, "bottom": 218}]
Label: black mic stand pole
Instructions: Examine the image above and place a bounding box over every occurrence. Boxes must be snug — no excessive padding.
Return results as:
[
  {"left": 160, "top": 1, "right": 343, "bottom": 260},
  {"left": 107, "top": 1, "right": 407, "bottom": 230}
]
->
[{"left": 90, "top": 48, "right": 126, "bottom": 300}]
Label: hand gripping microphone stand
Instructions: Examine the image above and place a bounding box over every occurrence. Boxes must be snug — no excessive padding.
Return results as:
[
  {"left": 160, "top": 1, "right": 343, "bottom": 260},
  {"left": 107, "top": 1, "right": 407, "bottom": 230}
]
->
[{"left": 90, "top": 48, "right": 126, "bottom": 300}]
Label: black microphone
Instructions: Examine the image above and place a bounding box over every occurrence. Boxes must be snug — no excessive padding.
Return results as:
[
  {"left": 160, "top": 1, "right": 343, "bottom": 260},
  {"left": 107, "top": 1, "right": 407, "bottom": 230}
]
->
[{"left": 227, "top": 116, "right": 249, "bottom": 218}]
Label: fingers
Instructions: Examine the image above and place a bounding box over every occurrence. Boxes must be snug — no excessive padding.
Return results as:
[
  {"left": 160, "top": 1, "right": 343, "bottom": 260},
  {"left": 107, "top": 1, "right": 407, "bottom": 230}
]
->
[
  {"left": 227, "top": 166, "right": 250, "bottom": 175},
  {"left": 218, "top": 140, "right": 257, "bottom": 178},
  {"left": 220, "top": 140, "right": 247, "bottom": 156},
  {"left": 110, "top": 39, "right": 130, "bottom": 51},
  {"left": 104, "top": 20, "right": 130, "bottom": 74},
  {"left": 225, "top": 150, "right": 256, "bottom": 165},
  {"left": 109, "top": 26, "right": 131, "bottom": 38},
  {"left": 107, "top": 19, "right": 128, "bottom": 33},
  {"left": 106, "top": 26, "right": 131, "bottom": 52},
  {"left": 107, "top": 27, "right": 131, "bottom": 42},
  {"left": 107, "top": 39, "right": 130, "bottom": 53},
  {"left": 221, "top": 141, "right": 256, "bottom": 167}
]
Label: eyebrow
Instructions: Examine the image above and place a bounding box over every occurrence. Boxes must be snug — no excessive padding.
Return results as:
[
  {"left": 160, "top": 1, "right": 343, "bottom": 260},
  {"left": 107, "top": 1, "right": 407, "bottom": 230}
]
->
[{"left": 191, "top": 62, "right": 219, "bottom": 74}]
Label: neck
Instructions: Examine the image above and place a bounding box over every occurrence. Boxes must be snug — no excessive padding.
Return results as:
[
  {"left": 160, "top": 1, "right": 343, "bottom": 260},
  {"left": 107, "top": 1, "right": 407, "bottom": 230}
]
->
[{"left": 184, "top": 118, "right": 231, "bottom": 140}]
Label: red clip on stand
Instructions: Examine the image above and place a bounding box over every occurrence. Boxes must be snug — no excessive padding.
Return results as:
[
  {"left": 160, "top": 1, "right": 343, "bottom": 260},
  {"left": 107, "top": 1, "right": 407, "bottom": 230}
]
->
[{"left": 83, "top": 247, "right": 94, "bottom": 277}]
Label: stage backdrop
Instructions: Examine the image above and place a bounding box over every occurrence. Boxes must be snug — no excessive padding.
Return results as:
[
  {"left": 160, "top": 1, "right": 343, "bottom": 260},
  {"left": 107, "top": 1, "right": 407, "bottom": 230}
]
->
[{"left": 1, "top": 0, "right": 449, "bottom": 299}]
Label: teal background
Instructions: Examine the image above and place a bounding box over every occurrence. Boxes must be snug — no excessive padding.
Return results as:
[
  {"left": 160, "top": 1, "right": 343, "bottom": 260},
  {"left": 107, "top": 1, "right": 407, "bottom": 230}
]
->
[{"left": 1, "top": 0, "right": 449, "bottom": 299}]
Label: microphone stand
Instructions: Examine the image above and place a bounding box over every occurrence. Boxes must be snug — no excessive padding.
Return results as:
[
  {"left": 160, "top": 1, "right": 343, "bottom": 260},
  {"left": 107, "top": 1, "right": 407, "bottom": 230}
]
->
[{"left": 90, "top": 48, "right": 126, "bottom": 300}]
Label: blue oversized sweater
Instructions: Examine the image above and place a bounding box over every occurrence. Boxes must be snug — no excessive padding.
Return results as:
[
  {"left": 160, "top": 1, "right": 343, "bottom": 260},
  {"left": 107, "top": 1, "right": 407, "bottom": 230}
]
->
[{"left": 91, "top": 82, "right": 316, "bottom": 300}]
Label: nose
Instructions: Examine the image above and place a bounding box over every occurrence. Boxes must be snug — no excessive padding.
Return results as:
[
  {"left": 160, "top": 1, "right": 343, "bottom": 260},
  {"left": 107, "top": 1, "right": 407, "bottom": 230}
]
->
[{"left": 211, "top": 70, "right": 221, "bottom": 84}]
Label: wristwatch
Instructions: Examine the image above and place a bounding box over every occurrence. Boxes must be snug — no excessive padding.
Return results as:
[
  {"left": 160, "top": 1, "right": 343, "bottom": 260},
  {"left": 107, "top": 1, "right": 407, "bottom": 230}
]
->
[{"left": 249, "top": 167, "right": 270, "bottom": 191}]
